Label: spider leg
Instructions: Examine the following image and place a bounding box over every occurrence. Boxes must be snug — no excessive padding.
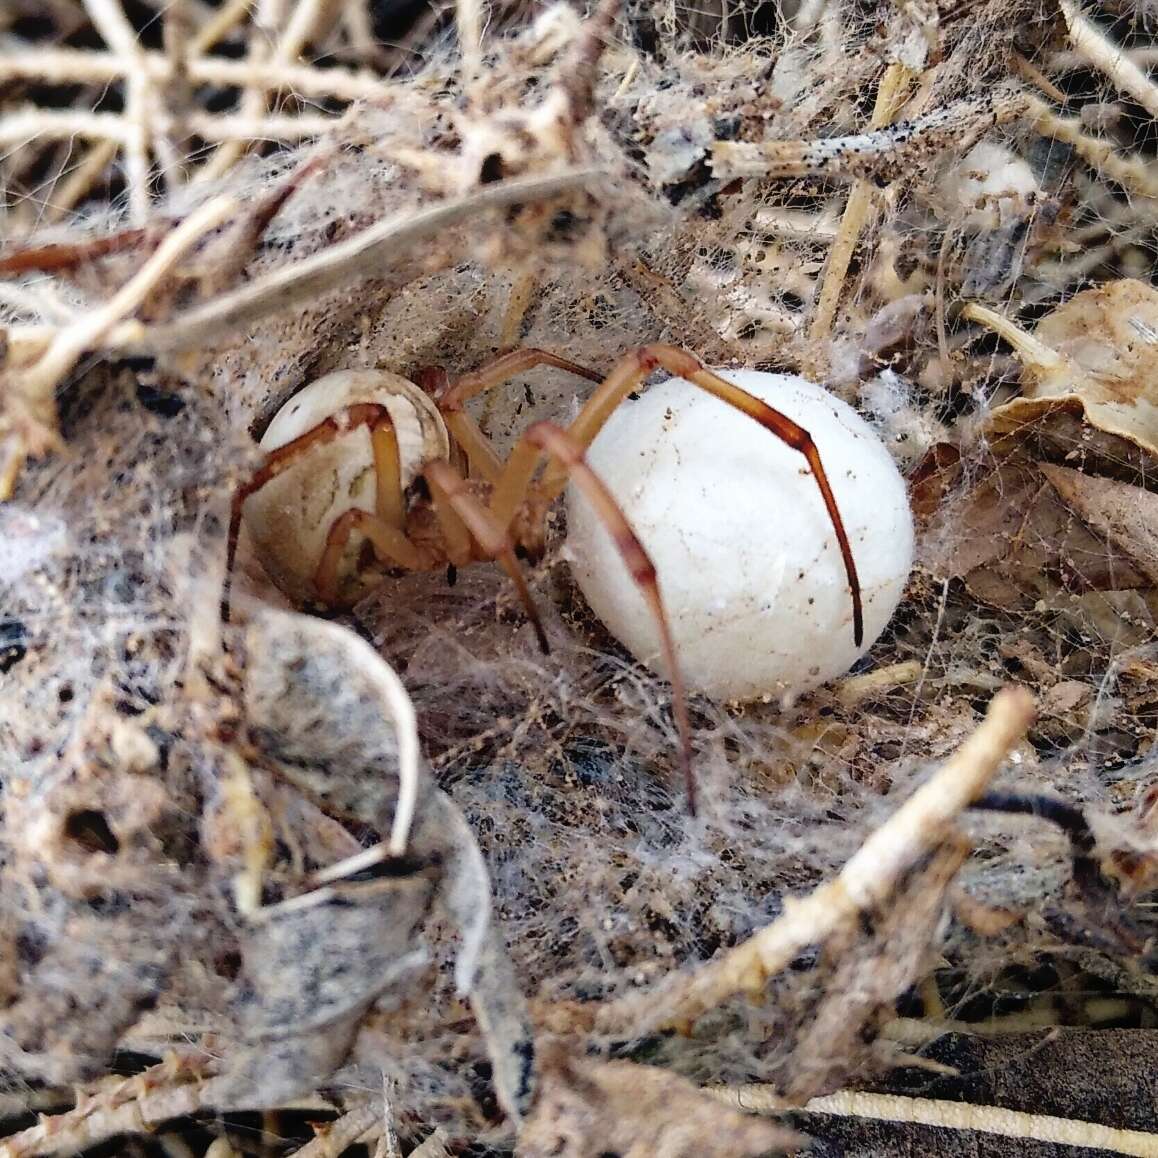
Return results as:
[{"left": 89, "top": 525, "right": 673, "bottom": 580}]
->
[
  {"left": 535, "top": 345, "right": 865, "bottom": 647},
  {"left": 369, "top": 418, "right": 405, "bottom": 530},
  {"left": 223, "top": 403, "right": 407, "bottom": 617},
  {"left": 442, "top": 410, "right": 505, "bottom": 485},
  {"left": 422, "top": 460, "right": 550, "bottom": 655},
  {"left": 488, "top": 420, "right": 698, "bottom": 815},
  {"left": 438, "top": 348, "right": 603, "bottom": 410},
  {"left": 315, "top": 510, "right": 429, "bottom": 605},
  {"left": 433, "top": 349, "right": 602, "bottom": 485}
]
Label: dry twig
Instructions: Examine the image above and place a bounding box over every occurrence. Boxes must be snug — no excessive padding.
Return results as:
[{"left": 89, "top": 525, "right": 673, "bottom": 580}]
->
[
  {"left": 1059, "top": 0, "right": 1158, "bottom": 120},
  {"left": 714, "top": 1087, "right": 1158, "bottom": 1156},
  {"left": 0, "top": 194, "right": 236, "bottom": 496}
]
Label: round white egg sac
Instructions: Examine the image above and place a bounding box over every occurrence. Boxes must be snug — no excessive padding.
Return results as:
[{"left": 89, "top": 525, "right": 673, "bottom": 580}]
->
[
  {"left": 243, "top": 369, "right": 450, "bottom": 604},
  {"left": 565, "top": 370, "right": 914, "bottom": 702}
]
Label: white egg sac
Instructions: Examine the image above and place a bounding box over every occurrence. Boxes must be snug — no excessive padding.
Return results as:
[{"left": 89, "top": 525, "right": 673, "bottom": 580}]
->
[{"left": 565, "top": 369, "right": 914, "bottom": 702}]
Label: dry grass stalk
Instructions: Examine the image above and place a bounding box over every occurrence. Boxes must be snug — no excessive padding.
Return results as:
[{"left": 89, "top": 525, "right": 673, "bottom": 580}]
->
[
  {"left": 713, "top": 88, "right": 1027, "bottom": 182},
  {"left": 0, "top": 1060, "right": 216, "bottom": 1158},
  {"left": 82, "top": 0, "right": 153, "bottom": 221},
  {"left": 1025, "top": 96, "right": 1158, "bottom": 201},
  {"left": 808, "top": 62, "right": 915, "bottom": 342},
  {"left": 713, "top": 1087, "right": 1158, "bottom": 1156},
  {"left": 1060, "top": 0, "right": 1158, "bottom": 120},
  {"left": 0, "top": 47, "right": 396, "bottom": 103},
  {"left": 291, "top": 1106, "right": 382, "bottom": 1158},
  {"left": 133, "top": 169, "right": 603, "bottom": 351}
]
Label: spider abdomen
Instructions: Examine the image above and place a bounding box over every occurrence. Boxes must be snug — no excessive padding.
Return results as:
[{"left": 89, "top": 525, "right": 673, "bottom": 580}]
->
[{"left": 243, "top": 369, "right": 450, "bottom": 604}]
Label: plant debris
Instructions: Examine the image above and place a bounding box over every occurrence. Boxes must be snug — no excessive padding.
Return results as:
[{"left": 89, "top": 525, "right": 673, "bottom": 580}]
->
[{"left": 3, "top": 0, "right": 1158, "bottom": 1153}]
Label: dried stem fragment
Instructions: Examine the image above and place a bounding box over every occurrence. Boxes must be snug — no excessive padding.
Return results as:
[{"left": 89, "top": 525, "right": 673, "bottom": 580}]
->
[
  {"left": 713, "top": 89, "right": 1026, "bottom": 182},
  {"left": 1, "top": 194, "right": 236, "bottom": 497},
  {"left": 0, "top": 1061, "right": 216, "bottom": 1158},
  {"left": 83, "top": 0, "right": 153, "bottom": 222},
  {"left": 1060, "top": 0, "right": 1158, "bottom": 120},
  {"left": 714, "top": 1087, "right": 1158, "bottom": 1156},
  {"left": 809, "top": 62, "right": 914, "bottom": 341},
  {"left": 134, "top": 169, "right": 603, "bottom": 351},
  {"left": 292, "top": 1105, "right": 381, "bottom": 1157}
]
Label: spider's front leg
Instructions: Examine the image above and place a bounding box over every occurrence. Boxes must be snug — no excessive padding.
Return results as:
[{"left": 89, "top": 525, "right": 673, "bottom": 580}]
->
[
  {"left": 536, "top": 345, "right": 865, "bottom": 647},
  {"left": 227, "top": 403, "right": 421, "bottom": 614},
  {"left": 432, "top": 347, "right": 601, "bottom": 485},
  {"left": 473, "top": 421, "right": 699, "bottom": 813}
]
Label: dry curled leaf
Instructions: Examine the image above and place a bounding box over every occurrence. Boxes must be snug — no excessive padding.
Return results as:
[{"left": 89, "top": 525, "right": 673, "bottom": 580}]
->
[
  {"left": 978, "top": 280, "right": 1158, "bottom": 459},
  {"left": 221, "top": 609, "right": 537, "bottom": 1121}
]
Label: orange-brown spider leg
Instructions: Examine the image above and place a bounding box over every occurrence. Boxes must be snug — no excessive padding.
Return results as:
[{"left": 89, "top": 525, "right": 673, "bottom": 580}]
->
[
  {"left": 422, "top": 460, "right": 550, "bottom": 655},
  {"left": 370, "top": 418, "right": 405, "bottom": 530},
  {"left": 315, "top": 509, "right": 430, "bottom": 604},
  {"left": 223, "top": 403, "right": 406, "bottom": 618},
  {"left": 535, "top": 345, "right": 864, "bottom": 647},
  {"left": 434, "top": 349, "right": 603, "bottom": 486},
  {"left": 500, "top": 421, "right": 698, "bottom": 815}
]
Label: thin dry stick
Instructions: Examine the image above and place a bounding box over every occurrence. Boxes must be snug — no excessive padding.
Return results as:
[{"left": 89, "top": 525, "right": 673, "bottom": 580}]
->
[
  {"left": 590, "top": 686, "right": 1035, "bottom": 1035},
  {"left": 44, "top": 140, "right": 120, "bottom": 223},
  {"left": 1, "top": 194, "right": 236, "bottom": 496},
  {"left": 375, "top": 1078, "right": 401, "bottom": 1158},
  {"left": 713, "top": 90, "right": 1026, "bottom": 181},
  {"left": 960, "top": 301, "right": 1065, "bottom": 373},
  {"left": 194, "top": 0, "right": 279, "bottom": 184},
  {"left": 190, "top": 0, "right": 254, "bottom": 54},
  {"left": 134, "top": 168, "right": 602, "bottom": 349},
  {"left": 0, "top": 107, "right": 340, "bottom": 147},
  {"left": 809, "top": 62, "right": 912, "bottom": 341},
  {"left": 1027, "top": 97, "right": 1158, "bottom": 201},
  {"left": 883, "top": 1000, "right": 1135, "bottom": 1044},
  {"left": 409, "top": 1130, "right": 452, "bottom": 1158},
  {"left": 0, "top": 109, "right": 131, "bottom": 148},
  {"left": 716, "top": 1087, "right": 1158, "bottom": 1157},
  {"left": 1051, "top": 46, "right": 1158, "bottom": 70},
  {"left": 1060, "top": 0, "right": 1158, "bottom": 120},
  {"left": 0, "top": 1082, "right": 208, "bottom": 1158},
  {"left": 458, "top": 0, "right": 485, "bottom": 104},
  {"left": 2, "top": 170, "right": 603, "bottom": 366},
  {"left": 0, "top": 1067, "right": 330, "bottom": 1158},
  {"left": 185, "top": 53, "right": 393, "bottom": 101},
  {"left": 12, "top": 195, "right": 236, "bottom": 405},
  {"left": 1011, "top": 51, "right": 1068, "bottom": 104},
  {"left": 291, "top": 1105, "right": 381, "bottom": 1158},
  {"left": 185, "top": 110, "right": 342, "bottom": 140},
  {"left": 83, "top": 0, "right": 154, "bottom": 223},
  {"left": 196, "top": 0, "right": 331, "bottom": 183},
  {"left": 0, "top": 45, "right": 397, "bottom": 103}
]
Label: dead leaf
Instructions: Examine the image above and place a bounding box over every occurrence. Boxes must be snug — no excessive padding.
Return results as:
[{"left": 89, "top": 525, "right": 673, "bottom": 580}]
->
[
  {"left": 1040, "top": 679, "right": 1093, "bottom": 718},
  {"left": 220, "top": 610, "right": 536, "bottom": 1122},
  {"left": 921, "top": 454, "right": 1151, "bottom": 610},
  {"left": 1040, "top": 462, "right": 1158, "bottom": 587},
  {"left": 980, "top": 280, "right": 1158, "bottom": 457},
  {"left": 1041, "top": 589, "right": 1158, "bottom": 653},
  {"left": 908, "top": 442, "right": 962, "bottom": 521}
]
